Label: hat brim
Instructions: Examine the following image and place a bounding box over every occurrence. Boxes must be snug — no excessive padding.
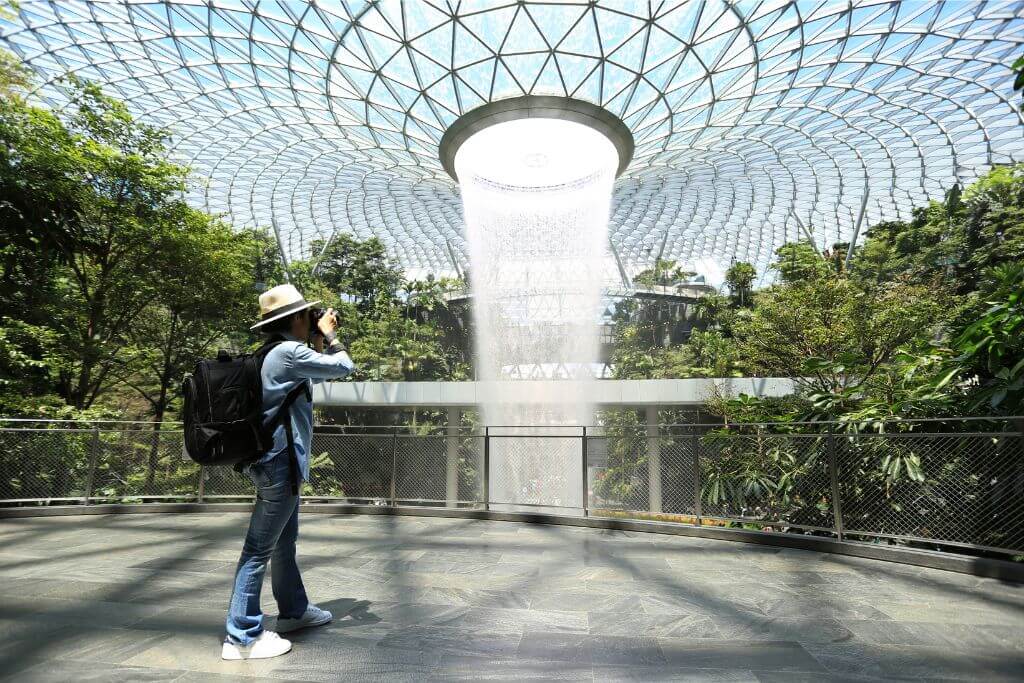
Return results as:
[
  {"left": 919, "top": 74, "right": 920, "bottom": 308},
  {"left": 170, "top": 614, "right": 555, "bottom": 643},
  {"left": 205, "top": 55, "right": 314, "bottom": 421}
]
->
[{"left": 250, "top": 300, "right": 321, "bottom": 331}]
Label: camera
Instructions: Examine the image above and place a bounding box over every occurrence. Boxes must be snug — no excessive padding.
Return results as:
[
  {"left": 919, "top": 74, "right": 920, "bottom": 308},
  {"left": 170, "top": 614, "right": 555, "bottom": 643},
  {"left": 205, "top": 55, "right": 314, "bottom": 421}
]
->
[{"left": 308, "top": 307, "right": 338, "bottom": 335}]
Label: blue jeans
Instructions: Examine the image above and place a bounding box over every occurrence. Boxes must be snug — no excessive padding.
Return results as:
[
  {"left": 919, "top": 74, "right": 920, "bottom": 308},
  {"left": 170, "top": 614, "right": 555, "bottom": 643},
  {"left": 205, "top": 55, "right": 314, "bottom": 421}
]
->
[{"left": 225, "top": 452, "right": 309, "bottom": 644}]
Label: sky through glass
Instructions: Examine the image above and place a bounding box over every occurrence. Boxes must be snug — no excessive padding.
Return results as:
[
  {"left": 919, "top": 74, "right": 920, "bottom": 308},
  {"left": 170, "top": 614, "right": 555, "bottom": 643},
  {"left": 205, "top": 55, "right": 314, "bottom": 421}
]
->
[{"left": 2, "top": 1, "right": 1023, "bottom": 284}]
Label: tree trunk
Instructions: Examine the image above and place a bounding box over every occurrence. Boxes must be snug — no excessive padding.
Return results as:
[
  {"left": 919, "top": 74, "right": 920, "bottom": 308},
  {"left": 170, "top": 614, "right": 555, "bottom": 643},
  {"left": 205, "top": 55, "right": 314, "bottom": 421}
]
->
[
  {"left": 72, "top": 298, "right": 103, "bottom": 409},
  {"left": 145, "top": 403, "right": 166, "bottom": 493},
  {"left": 145, "top": 313, "right": 177, "bottom": 491}
]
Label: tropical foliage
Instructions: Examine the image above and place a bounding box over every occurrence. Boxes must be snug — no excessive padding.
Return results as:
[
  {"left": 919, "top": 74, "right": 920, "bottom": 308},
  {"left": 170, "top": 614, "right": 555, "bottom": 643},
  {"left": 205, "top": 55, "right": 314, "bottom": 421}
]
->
[
  {"left": 0, "top": 51, "right": 468, "bottom": 492},
  {"left": 599, "top": 165, "right": 1024, "bottom": 536}
]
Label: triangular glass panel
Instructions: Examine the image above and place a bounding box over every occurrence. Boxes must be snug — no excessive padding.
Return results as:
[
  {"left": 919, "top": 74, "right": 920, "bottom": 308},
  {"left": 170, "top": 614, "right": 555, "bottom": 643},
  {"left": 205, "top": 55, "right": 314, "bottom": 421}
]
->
[
  {"left": 455, "top": 73, "right": 487, "bottom": 111},
  {"left": 411, "top": 20, "right": 455, "bottom": 68},
  {"left": 559, "top": 9, "right": 602, "bottom": 57},
  {"left": 526, "top": 3, "right": 588, "bottom": 49},
  {"left": 490, "top": 58, "right": 524, "bottom": 99},
  {"left": 405, "top": 1, "right": 451, "bottom": 36},
  {"left": 501, "top": 6, "right": 546, "bottom": 54},
  {"left": 458, "top": 58, "right": 497, "bottom": 96},
  {"left": 457, "top": 5, "right": 517, "bottom": 52},
  {"left": 644, "top": 26, "right": 687, "bottom": 72},
  {"left": 358, "top": 4, "right": 403, "bottom": 42},
  {"left": 502, "top": 52, "right": 547, "bottom": 92},
  {"left": 408, "top": 50, "right": 449, "bottom": 88},
  {"left": 607, "top": 25, "right": 648, "bottom": 70},
  {"left": 454, "top": 22, "right": 494, "bottom": 69},
  {"left": 533, "top": 54, "right": 565, "bottom": 95},
  {"left": 571, "top": 61, "right": 603, "bottom": 102},
  {"left": 360, "top": 27, "right": 403, "bottom": 68}
]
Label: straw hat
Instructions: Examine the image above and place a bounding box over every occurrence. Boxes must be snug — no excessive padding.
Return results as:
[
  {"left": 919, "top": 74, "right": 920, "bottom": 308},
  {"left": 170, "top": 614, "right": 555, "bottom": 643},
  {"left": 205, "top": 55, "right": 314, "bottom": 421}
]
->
[{"left": 250, "top": 284, "right": 320, "bottom": 331}]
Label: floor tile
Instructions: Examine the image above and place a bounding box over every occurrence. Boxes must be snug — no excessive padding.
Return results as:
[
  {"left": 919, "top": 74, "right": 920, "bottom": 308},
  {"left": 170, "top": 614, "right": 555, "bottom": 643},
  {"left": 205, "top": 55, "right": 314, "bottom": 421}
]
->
[{"left": 3, "top": 513, "right": 1019, "bottom": 682}]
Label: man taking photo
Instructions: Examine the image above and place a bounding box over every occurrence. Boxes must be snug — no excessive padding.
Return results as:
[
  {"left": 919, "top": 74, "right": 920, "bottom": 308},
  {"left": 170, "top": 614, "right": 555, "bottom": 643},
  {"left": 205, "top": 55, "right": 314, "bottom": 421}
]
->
[{"left": 222, "top": 284, "right": 355, "bottom": 660}]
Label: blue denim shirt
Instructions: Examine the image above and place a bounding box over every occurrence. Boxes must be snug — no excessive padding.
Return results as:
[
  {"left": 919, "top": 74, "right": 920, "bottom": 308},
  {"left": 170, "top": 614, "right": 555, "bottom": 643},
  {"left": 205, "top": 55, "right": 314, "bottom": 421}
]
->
[{"left": 256, "top": 333, "right": 355, "bottom": 481}]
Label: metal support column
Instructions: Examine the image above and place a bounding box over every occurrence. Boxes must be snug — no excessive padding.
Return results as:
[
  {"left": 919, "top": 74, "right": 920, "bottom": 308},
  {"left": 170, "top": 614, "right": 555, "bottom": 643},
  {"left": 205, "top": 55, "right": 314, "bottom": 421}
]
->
[
  {"left": 646, "top": 406, "right": 662, "bottom": 513},
  {"left": 389, "top": 427, "right": 398, "bottom": 507},
  {"left": 791, "top": 211, "right": 820, "bottom": 255},
  {"left": 270, "top": 216, "right": 293, "bottom": 282},
  {"left": 581, "top": 426, "right": 589, "bottom": 517},
  {"left": 845, "top": 185, "right": 871, "bottom": 268},
  {"left": 483, "top": 427, "right": 490, "bottom": 511},
  {"left": 827, "top": 429, "right": 844, "bottom": 541},
  {"left": 692, "top": 432, "right": 702, "bottom": 526},
  {"left": 609, "top": 238, "right": 631, "bottom": 288},
  {"left": 445, "top": 407, "right": 461, "bottom": 508}
]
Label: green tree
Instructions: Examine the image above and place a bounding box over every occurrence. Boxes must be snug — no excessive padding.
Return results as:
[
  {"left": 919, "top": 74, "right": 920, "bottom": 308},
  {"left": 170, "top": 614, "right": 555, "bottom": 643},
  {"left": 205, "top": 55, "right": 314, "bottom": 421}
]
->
[
  {"left": 244, "top": 227, "right": 287, "bottom": 291},
  {"left": 960, "top": 166, "right": 1024, "bottom": 283},
  {"left": 724, "top": 261, "right": 756, "bottom": 306},
  {"left": 0, "top": 54, "right": 28, "bottom": 100},
  {"left": 308, "top": 234, "right": 403, "bottom": 313},
  {"left": 850, "top": 205, "right": 960, "bottom": 290},
  {"left": 289, "top": 233, "right": 467, "bottom": 388},
  {"left": 632, "top": 258, "right": 696, "bottom": 288},
  {"left": 114, "top": 218, "right": 259, "bottom": 486},
  {"left": 0, "top": 6, "right": 28, "bottom": 100},
  {"left": 1, "top": 77, "right": 198, "bottom": 409},
  {"left": 773, "top": 241, "right": 830, "bottom": 284},
  {"left": 1012, "top": 52, "right": 1024, "bottom": 103},
  {"left": 946, "top": 264, "right": 1024, "bottom": 413},
  {"left": 733, "top": 276, "right": 942, "bottom": 401}
]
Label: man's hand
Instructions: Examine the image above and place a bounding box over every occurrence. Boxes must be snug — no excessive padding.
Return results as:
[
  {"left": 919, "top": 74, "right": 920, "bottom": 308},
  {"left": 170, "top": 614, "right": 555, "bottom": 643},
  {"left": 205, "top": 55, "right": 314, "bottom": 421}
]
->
[{"left": 317, "top": 307, "right": 338, "bottom": 336}]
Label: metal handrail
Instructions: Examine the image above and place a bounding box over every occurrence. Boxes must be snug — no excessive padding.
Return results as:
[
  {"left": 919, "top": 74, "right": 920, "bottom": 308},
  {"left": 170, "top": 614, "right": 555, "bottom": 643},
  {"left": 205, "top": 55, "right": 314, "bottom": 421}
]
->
[
  {"left": 2, "top": 423, "right": 1022, "bottom": 560},
  {"left": 2, "top": 416, "right": 1021, "bottom": 428}
]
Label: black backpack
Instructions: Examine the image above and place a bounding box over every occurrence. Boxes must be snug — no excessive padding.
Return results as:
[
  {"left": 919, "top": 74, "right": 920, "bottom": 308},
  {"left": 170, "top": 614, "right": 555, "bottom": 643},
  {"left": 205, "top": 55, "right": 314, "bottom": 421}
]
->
[{"left": 182, "top": 337, "right": 309, "bottom": 493}]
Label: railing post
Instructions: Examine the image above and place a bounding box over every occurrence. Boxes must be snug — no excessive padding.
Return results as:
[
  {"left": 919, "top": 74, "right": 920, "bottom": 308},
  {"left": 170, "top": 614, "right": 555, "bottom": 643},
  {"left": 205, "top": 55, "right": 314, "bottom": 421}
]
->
[
  {"left": 581, "top": 426, "right": 588, "bottom": 517},
  {"left": 483, "top": 426, "right": 490, "bottom": 511},
  {"left": 445, "top": 407, "right": 460, "bottom": 508},
  {"left": 197, "top": 466, "right": 205, "bottom": 504},
  {"left": 390, "top": 426, "right": 398, "bottom": 507},
  {"left": 84, "top": 427, "right": 100, "bottom": 505},
  {"left": 691, "top": 432, "right": 702, "bottom": 526},
  {"left": 646, "top": 406, "right": 662, "bottom": 513},
  {"left": 827, "top": 427, "right": 844, "bottom": 541}
]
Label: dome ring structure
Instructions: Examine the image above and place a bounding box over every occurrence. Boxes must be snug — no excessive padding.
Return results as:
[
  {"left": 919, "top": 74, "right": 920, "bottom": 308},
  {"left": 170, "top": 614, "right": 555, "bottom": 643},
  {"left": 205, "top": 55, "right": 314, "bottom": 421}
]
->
[{"left": 438, "top": 95, "right": 635, "bottom": 182}]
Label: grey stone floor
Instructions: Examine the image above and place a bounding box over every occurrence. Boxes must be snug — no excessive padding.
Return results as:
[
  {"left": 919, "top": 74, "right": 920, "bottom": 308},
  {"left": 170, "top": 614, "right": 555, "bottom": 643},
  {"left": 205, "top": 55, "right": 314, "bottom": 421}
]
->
[{"left": 0, "top": 513, "right": 1022, "bottom": 682}]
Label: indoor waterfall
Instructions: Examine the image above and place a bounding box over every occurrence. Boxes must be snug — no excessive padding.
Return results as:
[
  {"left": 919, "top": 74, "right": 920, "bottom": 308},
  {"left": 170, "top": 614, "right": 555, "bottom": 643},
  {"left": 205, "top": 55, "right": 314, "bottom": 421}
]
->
[{"left": 455, "top": 118, "right": 617, "bottom": 513}]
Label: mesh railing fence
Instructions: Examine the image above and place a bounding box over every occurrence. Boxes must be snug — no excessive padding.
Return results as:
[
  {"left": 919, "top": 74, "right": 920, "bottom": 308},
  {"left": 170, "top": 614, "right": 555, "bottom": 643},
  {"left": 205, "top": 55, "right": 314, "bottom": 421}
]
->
[
  {"left": 489, "top": 432, "right": 583, "bottom": 512},
  {"left": 698, "top": 433, "right": 835, "bottom": 532},
  {"left": 1, "top": 420, "right": 1021, "bottom": 557},
  {"left": 0, "top": 428, "right": 93, "bottom": 502},
  {"left": 587, "top": 431, "right": 649, "bottom": 512},
  {"left": 307, "top": 433, "right": 394, "bottom": 502},
  {"left": 836, "top": 431, "right": 1024, "bottom": 553},
  {"left": 659, "top": 434, "right": 701, "bottom": 517},
  {"left": 92, "top": 429, "right": 198, "bottom": 500}
]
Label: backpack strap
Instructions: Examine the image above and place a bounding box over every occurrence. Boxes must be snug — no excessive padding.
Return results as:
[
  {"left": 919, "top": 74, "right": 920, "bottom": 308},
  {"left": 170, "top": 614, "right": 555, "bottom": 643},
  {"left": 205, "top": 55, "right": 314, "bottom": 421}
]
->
[
  {"left": 255, "top": 336, "right": 313, "bottom": 496},
  {"left": 275, "top": 381, "right": 311, "bottom": 495},
  {"left": 254, "top": 336, "right": 286, "bottom": 364}
]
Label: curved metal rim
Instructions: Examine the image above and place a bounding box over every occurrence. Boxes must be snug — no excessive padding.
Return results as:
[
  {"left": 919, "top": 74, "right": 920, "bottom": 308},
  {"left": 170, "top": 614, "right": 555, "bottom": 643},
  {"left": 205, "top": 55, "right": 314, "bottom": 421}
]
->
[
  {"left": 2, "top": 503, "right": 1021, "bottom": 583},
  {"left": 438, "top": 95, "right": 636, "bottom": 182}
]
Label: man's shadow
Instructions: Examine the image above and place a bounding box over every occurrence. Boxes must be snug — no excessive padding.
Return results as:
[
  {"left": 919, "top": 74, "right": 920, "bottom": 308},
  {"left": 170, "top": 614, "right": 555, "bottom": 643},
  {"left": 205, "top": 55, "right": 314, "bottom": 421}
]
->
[{"left": 269, "top": 598, "right": 380, "bottom": 637}]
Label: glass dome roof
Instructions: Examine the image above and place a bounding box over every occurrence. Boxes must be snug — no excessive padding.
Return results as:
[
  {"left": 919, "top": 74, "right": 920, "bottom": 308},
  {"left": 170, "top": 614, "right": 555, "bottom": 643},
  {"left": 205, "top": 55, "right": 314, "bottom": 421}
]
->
[{"left": 3, "top": 1, "right": 1023, "bottom": 284}]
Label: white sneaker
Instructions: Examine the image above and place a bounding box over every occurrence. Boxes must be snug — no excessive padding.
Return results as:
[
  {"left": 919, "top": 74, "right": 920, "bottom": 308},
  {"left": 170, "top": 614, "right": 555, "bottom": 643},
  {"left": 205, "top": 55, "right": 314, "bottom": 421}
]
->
[
  {"left": 275, "top": 604, "right": 333, "bottom": 633},
  {"left": 221, "top": 630, "right": 292, "bottom": 660}
]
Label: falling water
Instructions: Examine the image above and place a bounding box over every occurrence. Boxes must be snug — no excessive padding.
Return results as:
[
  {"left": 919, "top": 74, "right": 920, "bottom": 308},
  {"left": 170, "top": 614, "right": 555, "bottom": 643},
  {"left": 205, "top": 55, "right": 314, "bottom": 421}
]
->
[{"left": 456, "top": 118, "right": 617, "bottom": 513}]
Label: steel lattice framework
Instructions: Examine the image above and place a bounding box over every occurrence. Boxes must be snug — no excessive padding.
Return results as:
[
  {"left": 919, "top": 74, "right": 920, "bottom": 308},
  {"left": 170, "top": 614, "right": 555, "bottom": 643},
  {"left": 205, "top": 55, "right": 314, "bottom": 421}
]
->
[{"left": 3, "top": 1, "right": 1024, "bottom": 282}]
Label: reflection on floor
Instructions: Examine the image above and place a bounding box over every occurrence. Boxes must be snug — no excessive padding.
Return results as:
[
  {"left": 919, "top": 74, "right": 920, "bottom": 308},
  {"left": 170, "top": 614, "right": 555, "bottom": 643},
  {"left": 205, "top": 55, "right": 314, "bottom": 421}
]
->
[{"left": 0, "top": 513, "right": 1022, "bottom": 681}]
